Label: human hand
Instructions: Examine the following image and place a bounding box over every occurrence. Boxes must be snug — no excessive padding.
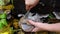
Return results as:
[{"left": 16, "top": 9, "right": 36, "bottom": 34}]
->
[
  {"left": 25, "top": 0, "right": 39, "bottom": 11},
  {"left": 28, "top": 20, "right": 46, "bottom": 32}
]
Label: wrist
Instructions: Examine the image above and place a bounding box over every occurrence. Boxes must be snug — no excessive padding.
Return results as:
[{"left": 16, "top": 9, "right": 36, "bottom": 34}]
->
[
  {"left": 41, "top": 23, "right": 58, "bottom": 32},
  {"left": 39, "top": 23, "right": 51, "bottom": 31}
]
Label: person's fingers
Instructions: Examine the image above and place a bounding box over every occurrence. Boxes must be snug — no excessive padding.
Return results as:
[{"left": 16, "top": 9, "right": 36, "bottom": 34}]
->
[
  {"left": 26, "top": 5, "right": 32, "bottom": 10},
  {"left": 32, "top": 27, "right": 44, "bottom": 32},
  {"left": 32, "top": 27, "right": 39, "bottom": 32},
  {"left": 26, "top": 5, "right": 30, "bottom": 10},
  {"left": 28, "top": 20, "right": 38, "bottom": 26},
  {"left": 25, "top": 0, "right": 39, "bottom": 10}
]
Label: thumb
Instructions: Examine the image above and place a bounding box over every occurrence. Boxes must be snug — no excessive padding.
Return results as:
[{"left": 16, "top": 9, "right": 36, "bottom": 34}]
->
[{"left": 28, "top": 20, "right": 37, "bottom": 26}]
